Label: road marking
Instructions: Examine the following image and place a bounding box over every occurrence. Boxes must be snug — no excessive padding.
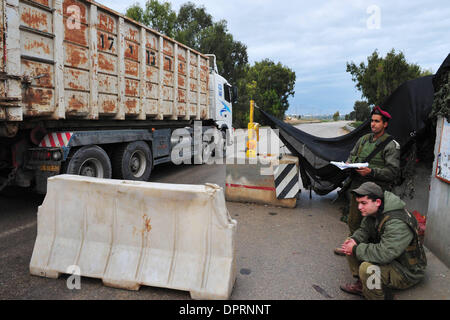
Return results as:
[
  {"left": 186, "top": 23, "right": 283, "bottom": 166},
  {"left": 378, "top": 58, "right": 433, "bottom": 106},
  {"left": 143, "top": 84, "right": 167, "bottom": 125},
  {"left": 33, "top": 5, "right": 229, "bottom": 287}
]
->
[{"left": 0, "top": 221, "right": 37, "bottom": 239}]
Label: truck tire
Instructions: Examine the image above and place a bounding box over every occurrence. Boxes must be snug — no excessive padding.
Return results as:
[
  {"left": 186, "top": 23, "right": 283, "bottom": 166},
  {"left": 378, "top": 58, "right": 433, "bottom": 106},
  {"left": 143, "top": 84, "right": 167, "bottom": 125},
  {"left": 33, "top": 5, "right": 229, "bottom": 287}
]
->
[
  {"left": 112, "top": 141, "right": 152, "bottom": 181},
  {"left": 65, "top": 145, "right": 112, "bottom": 179}
]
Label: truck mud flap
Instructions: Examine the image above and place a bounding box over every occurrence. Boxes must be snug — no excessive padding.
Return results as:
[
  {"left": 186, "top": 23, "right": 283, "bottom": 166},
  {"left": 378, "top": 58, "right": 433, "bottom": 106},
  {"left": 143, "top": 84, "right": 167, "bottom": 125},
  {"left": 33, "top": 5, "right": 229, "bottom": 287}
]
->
[{"left": 29, "top": 175, "right": 237, "bottom": 300}]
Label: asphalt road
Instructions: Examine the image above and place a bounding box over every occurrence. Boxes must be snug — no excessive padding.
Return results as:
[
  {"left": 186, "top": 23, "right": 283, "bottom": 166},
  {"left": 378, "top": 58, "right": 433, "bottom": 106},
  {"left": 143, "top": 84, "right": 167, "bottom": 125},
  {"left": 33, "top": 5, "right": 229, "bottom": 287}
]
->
[
  {"left": 295, "top": 121, "right": 352, "bottom": 138},
  {"left": 0, "top": 121, "right": 449, "bottom": 300}
]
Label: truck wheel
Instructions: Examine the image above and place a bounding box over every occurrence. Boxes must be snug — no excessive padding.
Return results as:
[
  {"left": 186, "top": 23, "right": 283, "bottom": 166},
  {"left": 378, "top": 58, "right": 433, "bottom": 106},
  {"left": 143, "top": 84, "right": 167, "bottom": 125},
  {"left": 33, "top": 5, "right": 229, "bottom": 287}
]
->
[
  {"left": 112, "top": 141, "right": 152, "bottom": 181},
  {"left": 65, "top": 145, "right": 112, "bottom": 178}
]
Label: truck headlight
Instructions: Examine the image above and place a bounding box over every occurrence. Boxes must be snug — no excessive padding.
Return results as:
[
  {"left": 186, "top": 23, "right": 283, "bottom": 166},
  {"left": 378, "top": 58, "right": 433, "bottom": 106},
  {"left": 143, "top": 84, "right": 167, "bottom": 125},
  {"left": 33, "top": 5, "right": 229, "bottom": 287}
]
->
[{"left": 52, "top": 151, "right": 62, "bottom": 161}]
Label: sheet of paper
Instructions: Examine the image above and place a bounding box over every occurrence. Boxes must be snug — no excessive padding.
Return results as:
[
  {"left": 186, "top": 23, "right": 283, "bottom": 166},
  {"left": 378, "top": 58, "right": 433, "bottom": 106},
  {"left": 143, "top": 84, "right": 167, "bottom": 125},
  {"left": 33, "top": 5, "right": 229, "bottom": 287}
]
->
[{"left": 330, "top": 161, "right": 369, "bottom": 170}]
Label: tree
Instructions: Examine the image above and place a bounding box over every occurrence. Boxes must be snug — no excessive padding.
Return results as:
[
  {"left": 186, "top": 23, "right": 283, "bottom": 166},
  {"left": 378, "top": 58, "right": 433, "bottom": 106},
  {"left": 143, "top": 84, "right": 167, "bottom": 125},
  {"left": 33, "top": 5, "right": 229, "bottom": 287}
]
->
[
  {"left": 354, "top": 100, "right": 371, "bottom": 121},
  {"left": 345, "top": 111, "right": 356, "bottom": 121},
  {"left": 175, "top": 2, "right": 213, "bottom": 49},
  {"left": 234, "top": 59, "right": 296, "bottom": 127},
  {"left": 346, "top": 49, "right": 432, "bottom": 106},
  {"left": 333, "top": 111, "right": 340, "bottom": 121},
  {"left": 125, "top": 3, "right": 145, "bottom": 23},
  {"left": 124, "top": 2, "right": 296, "bottom": 128},
  {"left": 198, "top": 20, "right": 248, "bottom": 86},
  {"left": 125, "top": 0, "right": 177, "bottom": 37},
  {"left": 125, "top": 1, "right": 248, "bottom": 86}
]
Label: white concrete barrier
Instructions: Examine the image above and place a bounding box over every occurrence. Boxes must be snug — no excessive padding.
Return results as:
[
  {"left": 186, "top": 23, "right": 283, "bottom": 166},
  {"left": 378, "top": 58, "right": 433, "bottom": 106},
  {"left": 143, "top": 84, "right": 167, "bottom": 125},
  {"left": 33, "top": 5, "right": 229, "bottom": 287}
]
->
[{"left": 29, "top": 175, "right": 237, "bottom": 300}]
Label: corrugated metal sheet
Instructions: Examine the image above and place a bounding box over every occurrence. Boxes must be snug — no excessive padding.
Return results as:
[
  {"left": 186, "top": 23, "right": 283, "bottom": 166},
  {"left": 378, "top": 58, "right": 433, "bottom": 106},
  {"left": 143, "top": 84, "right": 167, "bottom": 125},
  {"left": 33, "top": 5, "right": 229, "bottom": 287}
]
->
[{"left": 0, "top": 0, "right": 210, "bottom": 122}]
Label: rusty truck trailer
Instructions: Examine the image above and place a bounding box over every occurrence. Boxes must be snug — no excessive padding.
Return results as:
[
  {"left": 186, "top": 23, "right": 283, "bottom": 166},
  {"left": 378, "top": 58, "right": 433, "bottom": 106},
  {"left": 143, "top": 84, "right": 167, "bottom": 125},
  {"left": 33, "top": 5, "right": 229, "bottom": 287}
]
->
[{"left": 0, "top": 0, "right": 235, "bottom": 193}]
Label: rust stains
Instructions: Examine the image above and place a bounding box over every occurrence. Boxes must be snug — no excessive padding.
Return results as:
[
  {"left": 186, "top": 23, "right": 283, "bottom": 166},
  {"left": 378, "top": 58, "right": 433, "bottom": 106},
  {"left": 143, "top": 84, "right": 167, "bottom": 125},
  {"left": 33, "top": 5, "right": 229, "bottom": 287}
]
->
[
  {"left": 201, "top": 108, "right": 207, "bottom": 119},
  {"left": 65, "top": 43, "right": 88, "bottom": 68},
  {"left": 101, "top": 99, "right": 117, "bottom": 114},
  {"left": 200, "top": 70, "right": 207, "bottom": 82},
  {"left": 67, "top": 94, "right": 85, "bottom": 111},
  {"left": 0, "top": 84, "right": 5, "bottom": 97},
  {"left": 178, "top": 89, "right": 186, "bottom": 103},
  {"left": 67, "top": 81, "right": 84, "bottom": 91},
  {"left": 98, "top": 53, "right": 115, "bottom": 72},
  {"left": 178, "top": 62, "right": 186, "bottom": 75},
  {"left": 163, "top": 71, "right": 173, "bottom": 86},
  {"left": 163, "top": 39, "right": 173, "bottom": 56},
  {"left": 98, "top": 12, "right": 115, "bottom": 33},
  {"left": 97, "top": 31, "right": 116, "bottom": 54},
  {"left": 190, "top": 53, "right": 197, "bottom": 66},
  {"left": 21, "top": 60, "right": 53, "bottom": 88},
  {"left": 125, "top": 79, "right": 139, "bottom": 96},
  {"left": 23, "top": 88, "right": 53, "bottom": 109},
  {"left": 125, "top": 41, "right": 139, "bottom": 61},
  {"left": 98, "top": 75, "right": 117, "bottom": 94},
  {"left": 142, "top": 214, "right": 152, "bottom": 234},
  {"left": 125, "top": 99, "right": 138, "bottom": 114},
  {"left": 125, "top": 27, "right": 139, "bottom": 42},
  {"left": 177, "top": 105, "right": 185, "bottom": 115},
  {"left": 24, "top": 40, "right": 50, "bottom": 55},
  {"left": 21, "top": 8, "right": 49, "bottom": 32},
  {"left": 146, "top": 82, "right": 157, "bottom": 99},
  {"left": 190, "top": 68, "right": 197, "bottom": 79},
  {"left": 146, "top": 67, "right": 153, "bottom": 79},
  {"left": 125, "top": 60, "right": 139, "bottom": 77},
  {"left": 146, "top": 66, "right": 159, "bottom": 82},
  {"left": 178, "top": 75, "right": 185, "bottom": 87},
  {"left": 163, "top": 57, "right": 172, "bottom": 71},
  {"left": 34, "top": 0, "right": 50, "bottom": 7},
  {"left": 64, "top": 19, "right": 87, "bottom": 46},
  {"left": 146, "top": 37, "right": 158, "bottom": 51}
]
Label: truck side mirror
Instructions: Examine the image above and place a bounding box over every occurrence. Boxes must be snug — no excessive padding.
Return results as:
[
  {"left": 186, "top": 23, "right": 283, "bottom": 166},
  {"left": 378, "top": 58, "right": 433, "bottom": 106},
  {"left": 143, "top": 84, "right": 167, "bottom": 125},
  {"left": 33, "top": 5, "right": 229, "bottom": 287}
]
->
[{"left": 232, "top": 86, "right": 238, "bottom": 104}]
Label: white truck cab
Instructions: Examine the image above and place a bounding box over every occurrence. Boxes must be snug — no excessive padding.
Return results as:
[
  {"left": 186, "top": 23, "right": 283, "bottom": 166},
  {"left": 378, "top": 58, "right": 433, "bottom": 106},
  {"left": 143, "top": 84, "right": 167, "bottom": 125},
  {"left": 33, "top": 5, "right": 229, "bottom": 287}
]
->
[{"left": 206, "top": 55, "right": 236, "bottom": 133}]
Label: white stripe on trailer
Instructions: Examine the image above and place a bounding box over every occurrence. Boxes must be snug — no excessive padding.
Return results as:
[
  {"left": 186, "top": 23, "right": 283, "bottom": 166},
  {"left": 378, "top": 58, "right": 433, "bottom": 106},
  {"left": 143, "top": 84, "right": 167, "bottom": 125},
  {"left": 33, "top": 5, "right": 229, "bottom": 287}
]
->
[
  {"left": 44, "top": 135, "right": 51, "bottom": 147},
  {"left": 61, "top": 133, "right": 69, "bottom": 145},
  {"left": 39, "top": 132, "right": 73, "bottom": 147}
]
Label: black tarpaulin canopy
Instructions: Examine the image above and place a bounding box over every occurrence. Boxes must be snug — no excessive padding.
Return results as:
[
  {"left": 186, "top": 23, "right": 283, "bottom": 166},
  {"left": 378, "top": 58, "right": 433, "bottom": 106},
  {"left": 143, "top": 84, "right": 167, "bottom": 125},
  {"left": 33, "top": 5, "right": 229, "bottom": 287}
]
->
[{"left": 256, "top": 55, "right": 446, "bottom": 195}]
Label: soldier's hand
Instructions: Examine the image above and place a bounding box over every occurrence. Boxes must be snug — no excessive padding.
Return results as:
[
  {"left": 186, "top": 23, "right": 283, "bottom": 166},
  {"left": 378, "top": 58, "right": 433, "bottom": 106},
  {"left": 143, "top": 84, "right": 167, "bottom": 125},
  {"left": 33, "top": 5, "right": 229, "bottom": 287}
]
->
[
  {"left": 341, "top": 239, "right": 357, "bottom": 255},
  {"left": 356, "top": 167, "right": 372, "bottom": 177}
]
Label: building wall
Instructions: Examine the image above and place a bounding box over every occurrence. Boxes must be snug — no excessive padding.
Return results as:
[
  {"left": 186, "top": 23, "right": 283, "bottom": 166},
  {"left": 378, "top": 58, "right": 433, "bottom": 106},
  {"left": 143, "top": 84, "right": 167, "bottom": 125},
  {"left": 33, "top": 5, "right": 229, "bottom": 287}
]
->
[{"left": 424, "top": 117, "right": 450, "bottom": 267}]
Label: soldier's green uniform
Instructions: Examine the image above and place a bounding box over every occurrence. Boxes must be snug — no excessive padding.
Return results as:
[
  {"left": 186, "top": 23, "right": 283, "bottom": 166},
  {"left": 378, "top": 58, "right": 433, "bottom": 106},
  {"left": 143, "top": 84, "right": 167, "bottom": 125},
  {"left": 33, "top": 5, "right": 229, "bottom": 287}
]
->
[
  {"left": 346, "top": 132, "right": 400, "bottom": 234},
  {"left": 347, "top": 191, "right": 427, "bottom": 300}
]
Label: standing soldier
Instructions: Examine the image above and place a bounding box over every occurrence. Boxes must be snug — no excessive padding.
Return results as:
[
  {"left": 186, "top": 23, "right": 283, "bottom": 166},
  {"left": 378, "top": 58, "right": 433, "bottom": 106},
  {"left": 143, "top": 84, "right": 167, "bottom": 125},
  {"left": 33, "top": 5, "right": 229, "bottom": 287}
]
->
[{"left": 335, "top": 106, "right": 401, "bottom": 255}]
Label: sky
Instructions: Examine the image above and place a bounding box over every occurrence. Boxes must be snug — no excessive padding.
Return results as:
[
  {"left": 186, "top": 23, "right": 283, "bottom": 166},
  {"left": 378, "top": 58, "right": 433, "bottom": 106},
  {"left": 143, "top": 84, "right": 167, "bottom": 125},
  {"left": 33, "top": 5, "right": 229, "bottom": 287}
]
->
[{"left": 97, "top": 0, "right": 450, "bottom": 116}]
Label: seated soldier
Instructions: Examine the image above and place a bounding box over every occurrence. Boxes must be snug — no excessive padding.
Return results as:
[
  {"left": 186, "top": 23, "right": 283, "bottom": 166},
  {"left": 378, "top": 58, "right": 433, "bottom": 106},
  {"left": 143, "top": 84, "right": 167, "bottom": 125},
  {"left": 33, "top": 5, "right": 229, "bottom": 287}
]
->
[{"left": 339, "top": 182, "right": 427, "bottom": 300}]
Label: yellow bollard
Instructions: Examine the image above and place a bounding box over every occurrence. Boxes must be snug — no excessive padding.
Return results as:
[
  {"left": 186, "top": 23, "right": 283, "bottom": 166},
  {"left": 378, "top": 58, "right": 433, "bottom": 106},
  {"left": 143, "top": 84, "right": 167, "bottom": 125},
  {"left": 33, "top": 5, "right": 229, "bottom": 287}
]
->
[{"left": 246, "top": 100, "right": 259, "bottom": 158}]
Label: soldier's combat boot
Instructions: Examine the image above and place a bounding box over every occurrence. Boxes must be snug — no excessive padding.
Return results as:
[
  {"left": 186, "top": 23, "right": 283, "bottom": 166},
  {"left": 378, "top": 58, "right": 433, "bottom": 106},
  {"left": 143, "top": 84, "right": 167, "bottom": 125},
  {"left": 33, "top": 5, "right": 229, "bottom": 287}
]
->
[
  {"left": 340, "top": 279, "right": 363, "bottom": 297},
  {"left": 334, "top": 247, "right": 345, "bottom": 256}
]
